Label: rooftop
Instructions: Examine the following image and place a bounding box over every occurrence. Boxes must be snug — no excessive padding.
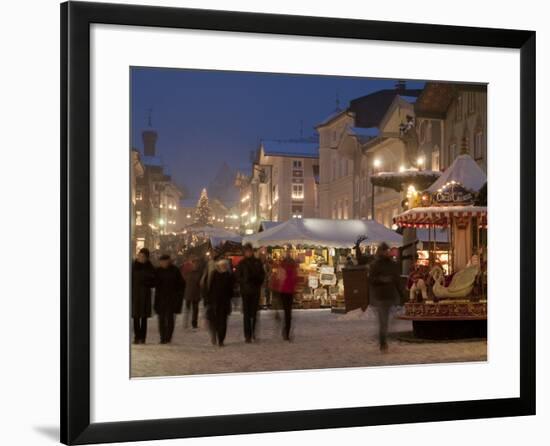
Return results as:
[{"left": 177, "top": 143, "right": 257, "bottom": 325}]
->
[{"left": 261, "top": 139, "right": 319, "bottom": 158}]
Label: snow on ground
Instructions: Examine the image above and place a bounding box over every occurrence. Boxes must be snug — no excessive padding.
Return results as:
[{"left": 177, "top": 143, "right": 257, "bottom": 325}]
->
[{"left": 131, "top": 309, "right": 487, "bottom": 378}]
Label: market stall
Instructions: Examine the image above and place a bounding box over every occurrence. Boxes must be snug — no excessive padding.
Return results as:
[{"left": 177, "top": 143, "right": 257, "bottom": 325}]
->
[
  {"left": 243, "top": 218, "right": 402, "bottom": 311},
  {"left": 393, "top": 154, "right": 487, "bottom": 339}
]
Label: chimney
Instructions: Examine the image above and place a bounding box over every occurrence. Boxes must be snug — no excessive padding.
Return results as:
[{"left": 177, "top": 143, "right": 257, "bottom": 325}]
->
[
  {"left": 142, "top": 129, "right": 158, "bottom": 156},
  {"left": 395, "top": 80, "right": 407, "bottom": 92}
]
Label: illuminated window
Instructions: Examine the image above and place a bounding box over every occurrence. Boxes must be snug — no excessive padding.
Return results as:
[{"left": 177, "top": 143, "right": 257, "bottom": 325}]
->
[
  {"left": 291, "top": 184, "right": 304, "bottom": 200},
  {"left": 136, "top": 211, "right": 142, "bottom": 226},
  {"left": 135, "top": 190, "right": 142, "bottom": 201}
]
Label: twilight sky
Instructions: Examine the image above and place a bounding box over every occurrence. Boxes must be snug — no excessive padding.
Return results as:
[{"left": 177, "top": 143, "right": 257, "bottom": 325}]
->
[{"left": 131, "top": 67, "right": 424, "bottom": 202}]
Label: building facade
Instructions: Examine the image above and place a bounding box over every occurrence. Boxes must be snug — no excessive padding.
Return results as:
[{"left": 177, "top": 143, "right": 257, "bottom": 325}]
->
[
  {"left": 236, "top": 139, "right": 319, "bottom": 233},
  {"left": 414, "top": 82, "right": 487, "bottom": 173},
  {"left": 317, "top": 83, "right": 422, "bottom": 227},
  {"left": 133, "top": 125, "right": 183, "bottom": 253}
]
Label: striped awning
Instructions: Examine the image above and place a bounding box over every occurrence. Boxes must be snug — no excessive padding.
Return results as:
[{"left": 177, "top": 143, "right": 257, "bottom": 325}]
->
[{"left": 394, "top": 206, "right": 487, "bottom": 228}]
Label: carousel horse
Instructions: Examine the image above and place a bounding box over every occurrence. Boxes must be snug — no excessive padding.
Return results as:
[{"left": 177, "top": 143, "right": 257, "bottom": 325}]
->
[{"left": 430, "top": 264, "right": 479, "bottom": 299}]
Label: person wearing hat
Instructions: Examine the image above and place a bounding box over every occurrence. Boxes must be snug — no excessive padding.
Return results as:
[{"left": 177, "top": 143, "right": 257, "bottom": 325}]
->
[
  {"left": 204, "top": 258, "right": 235, "bottom": 347},
  {"left": 154, "top": 254, "right": 185, "bottom": 344},
  {"left": 235, "top": 243, "right": 265, "bottom": 343},
  {"left": 131, "top": 248, "right": 156, "bottom": 344},
  {"left": 368, "top": 242, "right": 404, "bottom": 352}
]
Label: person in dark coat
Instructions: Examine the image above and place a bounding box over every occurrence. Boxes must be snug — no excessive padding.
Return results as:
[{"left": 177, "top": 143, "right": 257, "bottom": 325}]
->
[
  {"left": 235, "top": 243, "right": 265, "bottom": 343},
  {"left": 205, "top": 259, "right": 235, "bottom": 347},
  {"left": 131, "top": 248, "right": 156, "bottom": 344},
  {"left": 277, "top": 250, "right": 298, "bottom": 341},
  {"left": 181, "top": 256, "right": 203, "bottom": 329},
  {"left": 368, "top": 242, "right": 404, "bottom": 352},
  {"left": 154, "top": 254, "right": 185, "bottom": 344}
]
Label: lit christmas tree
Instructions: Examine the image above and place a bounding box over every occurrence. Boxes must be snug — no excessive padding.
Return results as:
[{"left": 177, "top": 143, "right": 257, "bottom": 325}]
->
[{"left": 195, "top": 188, "right": 212, "bottom": 225}]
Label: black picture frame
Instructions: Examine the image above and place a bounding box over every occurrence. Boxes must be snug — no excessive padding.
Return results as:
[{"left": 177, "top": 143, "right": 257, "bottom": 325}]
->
[{"left": 61, "top": 1, "right": 536, "bottom": 444}]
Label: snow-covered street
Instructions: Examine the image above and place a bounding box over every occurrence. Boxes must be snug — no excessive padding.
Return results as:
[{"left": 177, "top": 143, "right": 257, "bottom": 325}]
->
[{"left": 131, "top": 308, "right": 487, "bottom": 377}]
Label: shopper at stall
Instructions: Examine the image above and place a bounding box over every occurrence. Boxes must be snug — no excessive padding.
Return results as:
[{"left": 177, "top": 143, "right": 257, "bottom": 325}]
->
[
  {"left": 204, "top": 258, "right": 235, "bottom": 347},
  {"left": 368, "top": 242, "right": 404, "bottom": 352},
  {"left": 131, "top": 248, "right": 156, "bottom": 344},
  {"left": 278, "top": 250, "right": 298, "bottom": 341},
  {"left": 181, "top": 256, "right": 203, "bottom": 329},
  {"left": 235, "top": 243, "right": 265, "bottom": 343},
  {"left": 154, "top": 254, "right": 185, "bottom": 344}
]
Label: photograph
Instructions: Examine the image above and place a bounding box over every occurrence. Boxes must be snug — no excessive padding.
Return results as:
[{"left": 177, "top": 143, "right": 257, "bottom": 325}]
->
[{"left": 130, "top": 68, "right": 488, "bottom": 378}]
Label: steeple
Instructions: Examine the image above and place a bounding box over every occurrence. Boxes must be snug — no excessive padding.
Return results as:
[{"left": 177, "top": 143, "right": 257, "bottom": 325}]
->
[{"left": 142, "top": 108, "right": 157, "bottom": 156}]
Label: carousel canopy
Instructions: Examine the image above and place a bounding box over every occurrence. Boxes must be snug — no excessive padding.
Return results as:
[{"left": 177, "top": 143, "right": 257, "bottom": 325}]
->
[
  {"left": 427, "top": 154, "right": 486, "bottom": 193},
  {"left": 243, "top": 218, "right": 402, "bottom": 248},
  {"left": 394, "top": 205, "right": 487, "bottom": 228}
]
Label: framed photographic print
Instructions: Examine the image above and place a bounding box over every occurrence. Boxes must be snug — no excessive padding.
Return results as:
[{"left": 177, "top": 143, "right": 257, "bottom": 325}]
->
[{"left": 61, "top": 1, "right": 536, "bottom": 444}]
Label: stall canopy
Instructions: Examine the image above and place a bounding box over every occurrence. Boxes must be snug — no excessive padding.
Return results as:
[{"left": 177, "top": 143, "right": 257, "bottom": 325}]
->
[
  {"left": 209, "top": 234, "right": 242, "bottom": 247},
  {"left": 427, "top": 154, "right": 486, "bottom": 193},
  {"left": 243, "top": 218, "right": 402, "bottom": 248},
  {"left": 185, "top": 225, "right": 239, "bottom": 238}
]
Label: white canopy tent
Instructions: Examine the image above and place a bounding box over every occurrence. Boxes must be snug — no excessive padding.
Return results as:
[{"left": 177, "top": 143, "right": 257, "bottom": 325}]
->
[
  {"left": 427, "top": 154, "right": 486, "bottom": 193},
  {"left": 243, "top": 218, "right": 402, "bottom": 248}
]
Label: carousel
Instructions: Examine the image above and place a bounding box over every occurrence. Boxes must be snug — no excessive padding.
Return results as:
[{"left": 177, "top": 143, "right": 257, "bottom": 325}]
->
[{"left": 394, "top": 153, "right": 488, "bottom": 339}]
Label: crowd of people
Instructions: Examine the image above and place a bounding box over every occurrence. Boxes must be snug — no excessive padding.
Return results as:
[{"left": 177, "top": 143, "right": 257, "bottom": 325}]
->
[
  {"left": 131, "top": 241, "right": 403, "bottom": 352},
  {"left": 131, "top": 243, "right": 298, "bottom": 347}
]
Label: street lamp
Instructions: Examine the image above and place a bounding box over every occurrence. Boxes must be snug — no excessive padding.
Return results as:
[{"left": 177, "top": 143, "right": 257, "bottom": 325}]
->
[{"left": 417, "top": 155, "right": 425, "bottom": 170}]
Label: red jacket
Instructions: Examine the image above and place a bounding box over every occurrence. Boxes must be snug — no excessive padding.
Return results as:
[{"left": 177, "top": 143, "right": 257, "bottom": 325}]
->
[{"left": 274, "top": 258, "right": 298, "bottom": 294}]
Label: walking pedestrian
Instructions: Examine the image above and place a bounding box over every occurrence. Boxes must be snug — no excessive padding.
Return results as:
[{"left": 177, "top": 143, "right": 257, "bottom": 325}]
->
[
  {"left": 205, "top": 259, "right": 235, "bottom": 347},
  {"left": 277, "top": 250, "right": 298, "bottom": 341},
  {"left": 131, "top": 248, "right": 156, "bottom": 344},
  {"left": 154, "top": 254, "right": 185, "bottom": 344},
  {"left": 181, "top": 256, "right": 203, "bottom": 329},
  {"left": 235, "top": 243, "right": 265, "bottom": 343},
  {"left": 368, "top": 242, "right": 404, "bottom": 352}
]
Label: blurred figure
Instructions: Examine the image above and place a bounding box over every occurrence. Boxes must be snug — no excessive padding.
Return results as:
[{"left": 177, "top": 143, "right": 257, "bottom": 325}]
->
[
  {"left": 263, "top": 257, "right": 273, "bottom": 308},
  {"left": 131, "top": 248, "right": 156, "bottom": 344},
  {"left": 205, "top": 259, "right": 235, "bottom": 347},
  {"left": 154, "top": 254, "right": 185, "bottom": 344},
  {"left": 235, "top": 243, "right": 265, "bottom": 343},
  {"left": 277, "top": 250, "right": 298, "bottom": 341},
  {"left": 182, "top": 256, "right": 203, "bottom": 329},
  {"left": 368, "top": 242, "right": 404, "bottom": 352}
]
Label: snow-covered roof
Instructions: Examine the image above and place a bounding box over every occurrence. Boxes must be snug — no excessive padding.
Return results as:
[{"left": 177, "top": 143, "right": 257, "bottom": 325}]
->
[
  {"left": 243, "top": 218, "right": 402, "bottom": 248},
  {"left": 347, "top": 126, "right": 379, "bottom": 144},
  {"left": 427, "top": 154, "right": 487, "bottom": 193},
  {"left": 316, "top": 108, "right": 348, "bottom": 127},
  {"left": 261, "top": 140, "right": 319, "bottom": 158}
]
